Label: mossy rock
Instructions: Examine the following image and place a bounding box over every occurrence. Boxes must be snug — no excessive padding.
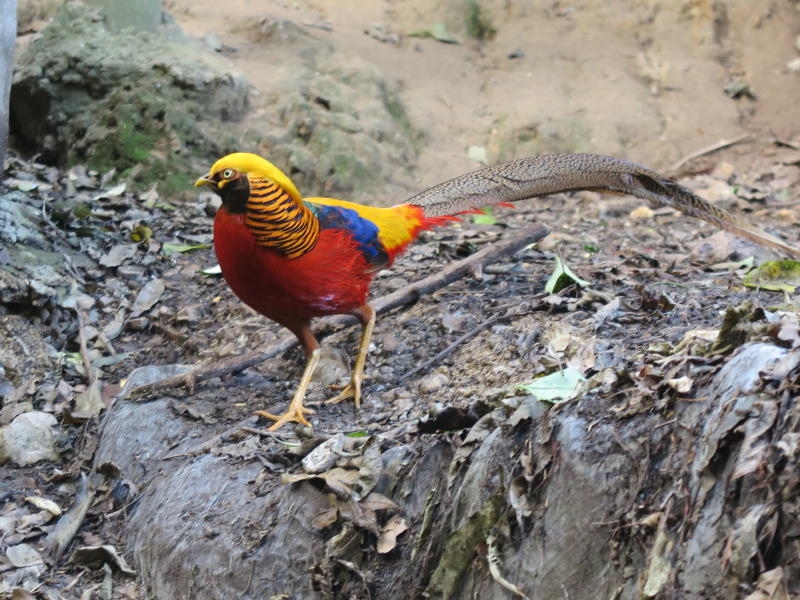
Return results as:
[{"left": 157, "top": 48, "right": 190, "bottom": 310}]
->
[
  {"left": 11, "top": 3, "right": 420, "bottom": 201},
  {"left": 10, "top": 1, "right": 251, "bottom": 197},
  {"left": 261, "top": 57, "right": 420, "bottom": 201}
]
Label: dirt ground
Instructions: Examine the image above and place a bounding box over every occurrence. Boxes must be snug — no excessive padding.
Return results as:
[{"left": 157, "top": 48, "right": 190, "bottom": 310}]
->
[
  {"left": 166, "top": 0, "right": 800, "bottom": 186},
  {"left": 3, "top": 1, "right": 800, "bottom": 599}
]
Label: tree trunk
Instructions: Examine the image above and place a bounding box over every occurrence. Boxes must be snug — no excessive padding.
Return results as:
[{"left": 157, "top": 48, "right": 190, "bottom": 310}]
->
[{"left": 0, "top": 0, "right": 16, "bottom": 173}]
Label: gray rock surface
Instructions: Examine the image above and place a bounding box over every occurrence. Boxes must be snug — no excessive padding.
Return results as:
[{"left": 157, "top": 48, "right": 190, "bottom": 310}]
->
[{"left": 95, "top": 341, "right": 798, "bottom": 599}]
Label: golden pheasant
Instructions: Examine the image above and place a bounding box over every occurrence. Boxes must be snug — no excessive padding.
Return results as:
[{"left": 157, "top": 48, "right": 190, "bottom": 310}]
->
[{"left": 196, "top": 152, "right": 800, "bottom": 430}]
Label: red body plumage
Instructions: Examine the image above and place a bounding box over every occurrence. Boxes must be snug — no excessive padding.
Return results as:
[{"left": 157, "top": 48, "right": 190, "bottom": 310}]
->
[{"left": 213, "top": 207, "right": 376, "bottom": 335}]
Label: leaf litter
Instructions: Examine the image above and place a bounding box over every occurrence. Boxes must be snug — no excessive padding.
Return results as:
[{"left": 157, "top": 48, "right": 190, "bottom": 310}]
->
[{"left": 2, "top": 144, "right": 800, "bottom": 598}]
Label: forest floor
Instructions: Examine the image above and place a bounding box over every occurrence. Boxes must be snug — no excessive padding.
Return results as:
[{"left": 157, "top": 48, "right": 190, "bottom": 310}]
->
[{"left": 3, "top": 1, "right": 800, "bottom": 598}]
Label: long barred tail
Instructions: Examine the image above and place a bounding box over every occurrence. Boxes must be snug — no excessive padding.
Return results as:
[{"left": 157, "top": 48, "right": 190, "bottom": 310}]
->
[{"left": 405, "top": 153, "right": 800, "bottom": 258}]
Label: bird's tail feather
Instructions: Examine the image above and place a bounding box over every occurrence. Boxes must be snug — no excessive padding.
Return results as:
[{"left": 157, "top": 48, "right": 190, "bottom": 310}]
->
[{"left": 406, "top": 153, "right": 800, "bottom": 258}]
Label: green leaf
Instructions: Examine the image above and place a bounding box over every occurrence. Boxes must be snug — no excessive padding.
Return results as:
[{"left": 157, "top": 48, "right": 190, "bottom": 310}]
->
[
  {"left": 201, "top": 264, "right": 223, "bottom": 275},
  {"left": 409, "top": 23, "right": 459, "bottom": 44},
  {"left": 345, "top": 431, "right": 369, "bottom": 438},
  {"left": 544, "top": 255, "right": 591, "bottom": 294},
  {"left": 517, "top": 367, "right": 585, "bottom": 403},
  {"left": 472, "top": 207, "right": 496, "bottom": 225},
  {"left": 467, "top": 145, "right": 488, "bottom": 165},
  {"left": 742, "top": 260, "right": 800, "bottom": 293},
  {"left": 162, "top": 242, "right": 210, "bottom": 254}
]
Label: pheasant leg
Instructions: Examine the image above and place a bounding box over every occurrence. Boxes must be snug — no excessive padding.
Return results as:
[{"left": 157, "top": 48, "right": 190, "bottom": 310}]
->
[
  {"left": 256, "top": 348, "right": 320, "bottom": 430},
  {"left": 326, "top": 305, "right": 376, "bottom": 408}
]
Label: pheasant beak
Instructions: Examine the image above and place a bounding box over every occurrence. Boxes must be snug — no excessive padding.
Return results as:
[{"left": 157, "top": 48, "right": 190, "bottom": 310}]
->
[{"left": 194, "top": 173, "right": 217, "bottom": 189}]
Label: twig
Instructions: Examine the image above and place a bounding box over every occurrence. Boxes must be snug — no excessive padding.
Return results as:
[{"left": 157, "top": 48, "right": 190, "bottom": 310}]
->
[
  {"left": 487, "top": 531, "right": 529, "bottom": 599},
  {"left": 398, "top": 310, "right": 506, "bottom": 384},
  {"left": 76, "top": 310, "right": 96, "bottom": 387},
  {"left": 669, "top": 133, "right": 751, "bottom": 173},
  {"left": 45, "top": 473, "right": 94, "bottom": 564},
  {"left": 124, "top": 225, "right": 548, "bottom": 399}
]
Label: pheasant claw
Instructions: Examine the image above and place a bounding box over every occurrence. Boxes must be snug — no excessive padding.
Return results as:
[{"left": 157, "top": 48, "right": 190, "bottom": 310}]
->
[
  {"left": 256, "top": 405, "right": 316, "bottom": 431},
  {"left": 257, "top": 347, "right": 320, "bottom": 431}
]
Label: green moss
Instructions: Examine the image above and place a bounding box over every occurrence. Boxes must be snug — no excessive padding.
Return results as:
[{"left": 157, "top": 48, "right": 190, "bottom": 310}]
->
[
  {"left": 427, "top": 485, "right": 505, "bottom": 598},
  {"left": 464, "top": 0, "right": 496, "bottom": 41},
  {"left": 381, "top": 82, "right": 418, "bottom": 146}
]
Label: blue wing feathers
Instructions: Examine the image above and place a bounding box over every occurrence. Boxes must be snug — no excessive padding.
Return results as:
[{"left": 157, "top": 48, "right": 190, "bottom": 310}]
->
[{"left": 310, "top": 203, "right": 389, "bottom": 265}]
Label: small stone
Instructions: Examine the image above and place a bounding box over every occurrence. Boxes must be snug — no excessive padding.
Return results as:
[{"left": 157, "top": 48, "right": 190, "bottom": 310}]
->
[
  {"left": 176, "top": 303, "right": 203, "bottom": 326},
  {"left": 420, "top": 373, "right": 450, "bottom": 393},
  {"left": 0, "top": 411, "right": 59, "bottom": 465},
  {"left": 6, "top": 542, "right": 44, "bottom": 569}
]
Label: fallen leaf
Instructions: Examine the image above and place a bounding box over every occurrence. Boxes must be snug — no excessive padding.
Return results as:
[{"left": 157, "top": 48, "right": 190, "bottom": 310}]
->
[
  {"left": 5, "top": 543, "right": 44, "bottom": 568},
  {"left": 140, "top": 183, "right": 159, "bottom": 208},
  {"left": 70, "top": 544, "right": 137, "bottom": 576},
  {"left": 117, "top": 364, "right": 194, "bottom": 399},
  {"left": 162, "top": 242, "right": 211, "bottom": 254},
  {"left": 202, "top": 264, "right": 223, "bottom": 275},
  {"left": 545, "top": 255, "right": 591, "bottom": 294},
  {"left": 517, "top": 367, "right": 585, "bottom": 403},
  {"left": 99, "top": 244, "right": 138, "bottom": 268},
  {"left": 377, "top": 514, "right": 408, "bottom": 554},
  {"left": 25, "top": 495, "right": 62, "bottom": 516},
  {"left": 742, "top": 260, "right": 800, "bottom": 293},
  {"left": 94, "top": 182, "right": 127, "bottom": 199},
  {"left": 467, "top": 145, "right": 488, "bottom": 165},
  {"left": 130, "top": 278, "right": 165, "bottom": 317},
  {"left": 409, "top": 23, "right": 459, "bottom": 43},
  {"left": 665, "top": 376, "right": 693, "bottom": 394},
  {"left": 742, "top": 567, "right": 790, "bottom": 600},
  {"left": 69, "top": 378, "right": 106, "bottom": 421},
  {"left": 302, "top": 433, "right": 345, "bottom": 474},
  {"left": 282, "top": 467, "right": 360, "bottom": 499},
  {"left": 629, "top": 205, "right": 654, "bottom": 219},
  {"left": 776, "top": 319, "right": 800, "bottom": 349},
  {"left": 642, "top": 526, "right": 672, "bottom": 597},
  {"left": 732, "top": 401, "right": 778, "bottom": 480},
  {"left": 311, "top": 507, "right": 339, "bottom": 529}
]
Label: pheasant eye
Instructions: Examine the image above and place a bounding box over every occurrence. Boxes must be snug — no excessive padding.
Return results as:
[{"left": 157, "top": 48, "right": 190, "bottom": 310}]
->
[{"left": 221, "top": 168, "right": 236, "bottom": 180}]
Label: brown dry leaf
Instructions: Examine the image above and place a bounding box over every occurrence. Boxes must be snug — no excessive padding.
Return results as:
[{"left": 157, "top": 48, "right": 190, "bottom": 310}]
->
[
  {"left": 310, "top": 506, "right": 339, "bottom": 530},
  {"left": 508, "top": 476, "right": 532, "bottom": 529},
  {"left": 361, "top": 492, "right": 399, "bottom": 512},
  {"left": 629, "top": 205, "right": 655, "bottom": 219},
  {"left": 776, "top": 320, "right": 800, "bottom": 348},
  {"left": 70, "top": 544, "right": 137, "bottom": 576},
  {"left": 338, "top": 498, "right": 379, "bottom": 534},
  {"left": 665, "top": 375, "right": 693, "bottom": 394},
  {"left": 301, "top": 433, "right": 345, "bottom": 474},
  {"left": 99, "top": 243, "right": 137, "bottom": 268},
  {"left": 447, "top": 412, "right": 497, "bottom": 485},
  {"left": 69, "top": 378, "right": 106, "bottom": 421},
  {"left": 130, "top": 278, "right": 166, "bottom": 317},
  {"left": 11, "top": 589, "right": 37, "bottom": 600},
  {"left": 377, "top": 514, "right": 408, "bottom": 554},
  {"left": 25, "top": 495, "right": 62, "bottom": 516},
  {"left": 282, "top": 467, "right": 361, "bottom": 500},
  {"left": 742, "top": 567, "right": 790, "bottom": 600},
  {"left": 211, "top": 436, "right": 261, "bottom": 460},
  {"left": 642, "top": 525, "right": 672, "bottom": 597},
  {"left": 729, "top": 505, "right": 770, "bottom": 578},
  {"left": 352, "top": 439, "right": 383, "bottom": 501}
]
